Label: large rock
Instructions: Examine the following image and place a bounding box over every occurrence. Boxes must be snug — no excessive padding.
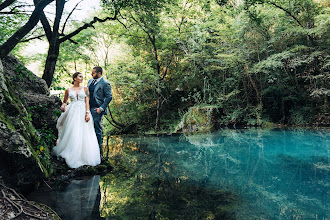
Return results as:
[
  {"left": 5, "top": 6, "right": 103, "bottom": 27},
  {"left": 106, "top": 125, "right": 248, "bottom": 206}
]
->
[
  {"left": 1, "top": 55, "right": 61, "bottom": 133},
  {"left": 22, "top": 93, "right": 61, "bottom": 132},
  {"left": 0, "top": 122, "right": 44, "bottom": 193},
  {"left": 2, "top": 54, "right": 49, "bottom": 95},
  {"left": 176, "top": 106, "right": 221, "bottom": 133},
  {"left": 0, "top": 55, "right": 60, "bottom": 192}
]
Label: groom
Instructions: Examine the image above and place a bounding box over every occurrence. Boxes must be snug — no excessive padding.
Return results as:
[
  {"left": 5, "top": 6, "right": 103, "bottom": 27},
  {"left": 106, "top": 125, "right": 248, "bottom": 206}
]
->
[{"left": 87, "top": 66, "right": 112, "bottom": 156}]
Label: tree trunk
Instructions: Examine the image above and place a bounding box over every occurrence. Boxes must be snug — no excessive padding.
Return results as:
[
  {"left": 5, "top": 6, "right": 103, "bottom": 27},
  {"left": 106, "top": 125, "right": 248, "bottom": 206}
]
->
[
  {"left": 41, "top": 13, "right": 118, "bottom": 87},
  {"left": 155, "top": 78, "right": 161, "bottom": 132},
  {"left": 245, "top": 65, "right": 262, "bottom": 106},
  {"left": 42, "top": 43, "right": 60, "bottom": 87},
  {"left": 42, "top": 0, "right": 65, "bottom": 87},
  {"left": 0, "top": 0, "right": 54, "bottom": 59},
  {"left": 150, "top": 35, "right": 162, "bottom": 132},
  {"left": 34, "top": 0, "right": 52, "bottom": 42}
]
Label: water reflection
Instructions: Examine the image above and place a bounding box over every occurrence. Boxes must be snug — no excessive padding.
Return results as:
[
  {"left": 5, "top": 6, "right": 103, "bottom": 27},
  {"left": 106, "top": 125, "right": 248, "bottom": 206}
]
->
[
  {"left": 56, "top": 175, "right": 102, "bottom": 220},
  {"left": 28, "top": 129, "right": 329, "bottom": 219},
  {"left": 101, "top": 129, "right": 329, "bottom": 219},
  {"left": 28, "top": 175, "right": 103, "bottom": 220},
  {"left": 101, "top": 135, "right": 237, "bottom": 219}
]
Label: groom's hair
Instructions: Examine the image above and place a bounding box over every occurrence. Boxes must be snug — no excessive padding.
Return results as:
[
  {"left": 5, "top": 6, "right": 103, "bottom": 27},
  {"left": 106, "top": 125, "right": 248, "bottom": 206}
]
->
[{"left": 93, "top": 66, "right": 103, "bottom": 74}]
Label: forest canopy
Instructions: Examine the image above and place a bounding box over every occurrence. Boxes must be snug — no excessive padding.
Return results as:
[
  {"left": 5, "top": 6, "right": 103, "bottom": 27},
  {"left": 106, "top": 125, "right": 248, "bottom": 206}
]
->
[{"left": 0, "top": 0, "right": 329, "bottom": 133}]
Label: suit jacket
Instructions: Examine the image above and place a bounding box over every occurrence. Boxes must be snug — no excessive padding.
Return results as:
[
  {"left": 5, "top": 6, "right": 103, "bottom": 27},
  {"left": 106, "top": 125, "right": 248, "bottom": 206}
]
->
[{"left": 87, "top": 77, "right": 112, "bottom": 114}]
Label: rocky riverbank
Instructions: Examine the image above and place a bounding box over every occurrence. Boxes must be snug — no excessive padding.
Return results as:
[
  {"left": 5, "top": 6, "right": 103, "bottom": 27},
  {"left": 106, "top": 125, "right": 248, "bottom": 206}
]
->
[{"left": 0, "top": 54, "right": 62, "bottom": 193}]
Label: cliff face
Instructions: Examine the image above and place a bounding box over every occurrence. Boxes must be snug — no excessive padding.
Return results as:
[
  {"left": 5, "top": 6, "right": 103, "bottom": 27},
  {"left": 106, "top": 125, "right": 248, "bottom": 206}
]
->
[{"left": 0, "top": 54, "right": 61, "bottom": 193}]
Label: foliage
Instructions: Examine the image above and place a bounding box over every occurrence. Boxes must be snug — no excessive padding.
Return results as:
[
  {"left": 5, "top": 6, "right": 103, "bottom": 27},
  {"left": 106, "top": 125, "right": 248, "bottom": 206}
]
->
[
  {"left": 0, "top": 3, "right": 29, "bottom": 45},
  {"left": 16, "top": 0, "right": 330, "bottom": 133},
  {"left": 100, "top": 135, "right": 238, "bottom": 219}
]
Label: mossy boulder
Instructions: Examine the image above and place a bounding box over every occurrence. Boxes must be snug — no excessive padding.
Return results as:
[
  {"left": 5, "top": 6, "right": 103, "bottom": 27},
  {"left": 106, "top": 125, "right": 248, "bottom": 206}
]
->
[
  {"left": 0, "top": 121, "right": 45, "bottom": 194},
  {"left": 1, "top": 55, "right": 61, "bottom": 135},
  {"left": 176, "top": 106, "right": 221, "bottom": 133},
  {"left": 0, "top": 55, "right": 60, "bottom": 193},
  {"left": 2, "top": 54, "right": 49, "bottom": 95}
]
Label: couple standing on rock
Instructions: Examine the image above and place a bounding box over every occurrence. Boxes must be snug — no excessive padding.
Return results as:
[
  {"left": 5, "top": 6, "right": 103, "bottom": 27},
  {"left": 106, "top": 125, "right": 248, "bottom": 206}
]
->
[{"left": 52, "top": 66, "right": 112, "bottom": 168}]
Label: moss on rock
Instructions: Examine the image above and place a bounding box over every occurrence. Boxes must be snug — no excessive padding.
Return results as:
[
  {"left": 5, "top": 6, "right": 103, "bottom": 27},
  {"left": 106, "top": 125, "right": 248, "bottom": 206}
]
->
[
  {"left": 0, "top": 56, "right": 58, "bottom": 193},
  {"left": 176, "top": 105, "right": 221, "bottom": 133}
]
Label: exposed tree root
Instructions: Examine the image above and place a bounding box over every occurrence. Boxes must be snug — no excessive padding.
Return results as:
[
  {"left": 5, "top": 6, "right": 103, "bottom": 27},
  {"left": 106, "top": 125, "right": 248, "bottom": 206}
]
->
[{"left": 0, "top": 182, "right": 61, "bottom": 220}]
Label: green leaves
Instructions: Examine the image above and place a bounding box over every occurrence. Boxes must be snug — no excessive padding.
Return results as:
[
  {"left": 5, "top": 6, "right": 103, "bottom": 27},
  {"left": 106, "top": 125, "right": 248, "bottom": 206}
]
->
[
  {"left": 9, "top": 0, "right": 328, "bottom": 130},
  {"left": 0, "top": 10, "right": 29, "bottom": 45}
]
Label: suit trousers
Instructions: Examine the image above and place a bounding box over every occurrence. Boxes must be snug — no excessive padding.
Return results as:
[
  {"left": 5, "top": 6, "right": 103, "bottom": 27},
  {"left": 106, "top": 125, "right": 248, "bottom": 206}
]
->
[{"left": 91, "top": 109, "right": 103, "bottom": 155}]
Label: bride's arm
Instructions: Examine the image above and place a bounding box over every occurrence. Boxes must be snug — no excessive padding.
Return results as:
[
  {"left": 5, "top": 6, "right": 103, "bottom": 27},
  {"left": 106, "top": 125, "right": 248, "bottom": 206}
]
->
[
  {"left": 60, "top": 89, "right": 69, "bottom": 112},
  {"left": 85, "top": 87, "right": 90, "bottom": 122}
]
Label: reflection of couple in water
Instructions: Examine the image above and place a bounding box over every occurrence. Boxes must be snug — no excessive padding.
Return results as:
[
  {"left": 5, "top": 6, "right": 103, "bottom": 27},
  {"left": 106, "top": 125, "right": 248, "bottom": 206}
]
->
[
  {"left": 49, "top": 67, "right": 111, "bottom": 219},
  {"left": 52, "top": 66, "right": 112, "bottom": 168},
  {"left": 53, "top": 175, "right": 103, "bottom": 220}
]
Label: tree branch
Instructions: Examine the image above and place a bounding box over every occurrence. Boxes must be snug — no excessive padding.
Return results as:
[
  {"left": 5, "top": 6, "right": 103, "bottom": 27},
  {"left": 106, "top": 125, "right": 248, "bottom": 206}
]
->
[
  {"left": 20, "top": 34, "right": 46, "bottom": 42},
  {"left": 33, "top": 0, "right": 53, "bottom": 42},
  {"left": 104, "top": 115, "right": 121, "bottom": 129},
  {"left": 128, "top": 11, "right": 160, "bottom": 75},
  {"left": 58, "top": 63, "right": 72, "bottom": 77},
  {"left": 59, "top": 33, "right": 78, "bottom": 44},
  {"left": 107, "top": 106, "right": 126, "bottom": 127},
  {"left": 0, "top": 11, "right": 31, "bottom": 14},
  {"left": 174, "top": 38, "right": 189, "bottom": 55},
  {"left": 52, "top": 0, "right": 65, "bottom": 36},
  {"left": 61, "top": 0, "right": 84, "bottom": 34},
  {"left": 59, "top": 12, "right": 118, "bottom": 44},
  {"left": 117, "top": 13, "right": 130, "bottom": 31},
  {"left": 0, "top": 0, "right": 16, "bottom": 11},
  {"left": 268, "top": 1, "right": 303, "bottom": 27},
  {"left": 161, "top": 52, "right": 174, "bottom": 81},
  {"left": 128, "top": 11, "right": 149, "bottom": 36},
  {"left": 116, "top": 13, "right": 145, "bottom": 39},
  {"left": 40, "top": 13, "right": 53, "bottom": 42},
  {"left": 9, "top": 4, "right": 34, "bottom": 11},
  {"left": 0, "top": 0, "right": 54, "bottom": 58}
]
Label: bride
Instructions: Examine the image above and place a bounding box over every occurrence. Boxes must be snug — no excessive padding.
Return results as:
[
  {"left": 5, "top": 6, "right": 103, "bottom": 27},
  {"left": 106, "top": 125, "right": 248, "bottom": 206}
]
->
[{"left": 52, "top": 72, "right": 101, "bottom": 168}]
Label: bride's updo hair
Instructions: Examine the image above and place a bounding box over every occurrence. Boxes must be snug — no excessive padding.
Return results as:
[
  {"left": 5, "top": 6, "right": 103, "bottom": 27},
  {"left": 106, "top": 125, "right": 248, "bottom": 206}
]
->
[{"left": 72, "top": 72, "right": 82, "bottom": 84}]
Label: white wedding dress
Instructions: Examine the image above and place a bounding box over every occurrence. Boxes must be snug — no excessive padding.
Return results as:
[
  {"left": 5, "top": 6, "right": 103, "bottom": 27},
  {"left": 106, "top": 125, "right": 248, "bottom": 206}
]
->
[{"left": 52, "top": 87, "right": 101, "bottom": 168}]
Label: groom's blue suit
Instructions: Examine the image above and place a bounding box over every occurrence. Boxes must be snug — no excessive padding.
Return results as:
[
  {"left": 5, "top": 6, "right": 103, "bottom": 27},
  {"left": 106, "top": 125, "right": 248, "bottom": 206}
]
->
[{"left": 87, "top": 77, "right": 112, "bottom": 149}]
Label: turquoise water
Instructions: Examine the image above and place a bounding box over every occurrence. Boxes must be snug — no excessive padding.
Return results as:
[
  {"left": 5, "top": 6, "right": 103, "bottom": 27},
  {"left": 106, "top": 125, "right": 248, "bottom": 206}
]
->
[{"left": 29, "top": 129, "right": 329, "bottom": 219}]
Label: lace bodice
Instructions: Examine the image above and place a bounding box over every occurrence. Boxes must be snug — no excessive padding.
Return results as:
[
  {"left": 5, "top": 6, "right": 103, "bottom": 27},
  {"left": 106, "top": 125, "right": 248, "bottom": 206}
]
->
[{"left": 69, "top": 87, "right": 86, "bottom": 102}]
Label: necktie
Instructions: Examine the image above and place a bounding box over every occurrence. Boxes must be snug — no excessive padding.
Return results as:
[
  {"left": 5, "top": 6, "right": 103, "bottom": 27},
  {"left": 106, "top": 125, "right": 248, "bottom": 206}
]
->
[{"left": 91, "top": 79, "right": 96, "bottom": 86}]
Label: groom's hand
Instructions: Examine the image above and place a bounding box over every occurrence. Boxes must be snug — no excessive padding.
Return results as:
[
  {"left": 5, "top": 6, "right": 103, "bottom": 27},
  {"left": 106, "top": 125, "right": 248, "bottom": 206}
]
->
[{"left": 94, "top": 108, "right": 102, "bottom": 114}]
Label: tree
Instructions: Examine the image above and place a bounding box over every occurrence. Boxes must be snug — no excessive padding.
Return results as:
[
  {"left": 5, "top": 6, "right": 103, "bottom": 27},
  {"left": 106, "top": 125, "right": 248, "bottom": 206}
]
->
[
  {"left": 0, "top": 0, "right": 54, "bottom": 58},
  {"left": 102, "top": 0, "right": 182, "bottom": 131},
  {"left": 31, "top": 0, "right": 120, "bottom": 87}
]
